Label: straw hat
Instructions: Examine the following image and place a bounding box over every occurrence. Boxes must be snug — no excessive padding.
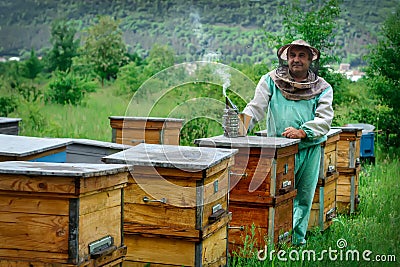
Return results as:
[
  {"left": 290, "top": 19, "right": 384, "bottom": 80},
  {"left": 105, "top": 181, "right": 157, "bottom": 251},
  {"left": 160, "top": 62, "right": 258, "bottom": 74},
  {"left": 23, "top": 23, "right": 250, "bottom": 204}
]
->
[{"left": 277, "top": 39, "right": 320, "bottom": 61}]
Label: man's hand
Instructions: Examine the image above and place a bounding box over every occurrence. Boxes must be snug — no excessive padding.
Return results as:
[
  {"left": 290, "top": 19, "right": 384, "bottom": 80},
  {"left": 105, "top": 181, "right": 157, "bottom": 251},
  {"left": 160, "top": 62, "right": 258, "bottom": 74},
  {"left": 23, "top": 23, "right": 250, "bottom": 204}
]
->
[{"left": 282, "top": 127, "right": 307, "bottom": 139}]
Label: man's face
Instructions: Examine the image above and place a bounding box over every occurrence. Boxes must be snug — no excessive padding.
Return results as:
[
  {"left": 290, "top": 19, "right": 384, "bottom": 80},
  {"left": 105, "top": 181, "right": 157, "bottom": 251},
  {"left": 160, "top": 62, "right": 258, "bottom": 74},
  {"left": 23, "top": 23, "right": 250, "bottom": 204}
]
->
[{"left": 287, "top": 45, "right": 312, "bottom": 79}]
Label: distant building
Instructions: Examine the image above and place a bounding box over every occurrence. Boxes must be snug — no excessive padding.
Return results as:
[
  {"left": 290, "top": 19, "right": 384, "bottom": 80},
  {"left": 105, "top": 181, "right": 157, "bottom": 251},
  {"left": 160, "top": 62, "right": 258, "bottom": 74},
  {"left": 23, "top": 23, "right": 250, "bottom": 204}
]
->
[
  {"left": 338, "top": 63, "right": 350, "bottom": 73},
  {"left": 337, "top": 63, "right": 365, "bottom": 82},
  {"left": 9, "top": 57, "right": 20, "bottom": 61}
]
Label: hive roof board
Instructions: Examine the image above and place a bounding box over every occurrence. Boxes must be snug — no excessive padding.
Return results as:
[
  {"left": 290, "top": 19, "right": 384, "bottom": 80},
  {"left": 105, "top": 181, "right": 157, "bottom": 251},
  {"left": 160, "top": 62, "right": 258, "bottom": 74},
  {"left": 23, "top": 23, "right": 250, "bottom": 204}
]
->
[
  {"left": 0, "top": 117, "right": 21, "bottom": 124},
  {"left": 257, "top": 129, "right": 342, "bottom": 139},
  {"left": 0, "top": 161, "right": 129, "bottom": 177},
  {"left": 0, "top": 134, "right": 72, "bottom": 157},
  {"left": 194, "top": 135, "right": 300, "bottom": 148},
  {"left": 109, "top": 116, "right": 184, "bottom": 122},
  {"left": 326, "top": 128, "right": 342, "bottom": 138},
  {"left": 61, "top": 138, "right": 132, "bottom": 150},
  {"left": 102, "top": 143, "right": 238, "bottom": 170}
]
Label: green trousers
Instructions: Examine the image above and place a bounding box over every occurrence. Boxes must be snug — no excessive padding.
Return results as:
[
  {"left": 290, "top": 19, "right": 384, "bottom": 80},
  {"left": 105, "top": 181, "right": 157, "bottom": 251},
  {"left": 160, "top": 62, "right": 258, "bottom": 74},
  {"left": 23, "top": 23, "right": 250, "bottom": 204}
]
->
[{"left": 293, "top": 144, "right": 321, "bottom": 245}]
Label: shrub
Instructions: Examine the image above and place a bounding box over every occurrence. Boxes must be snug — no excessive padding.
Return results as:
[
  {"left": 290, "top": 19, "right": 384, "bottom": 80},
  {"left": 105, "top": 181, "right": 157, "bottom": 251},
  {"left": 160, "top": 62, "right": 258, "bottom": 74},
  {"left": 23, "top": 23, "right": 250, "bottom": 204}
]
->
[
  {"left": 46, "top": 70, "right": 97, "bottom": 105},
  {"left": 0, "top": 96, "right": 17, "bottom": 116}
]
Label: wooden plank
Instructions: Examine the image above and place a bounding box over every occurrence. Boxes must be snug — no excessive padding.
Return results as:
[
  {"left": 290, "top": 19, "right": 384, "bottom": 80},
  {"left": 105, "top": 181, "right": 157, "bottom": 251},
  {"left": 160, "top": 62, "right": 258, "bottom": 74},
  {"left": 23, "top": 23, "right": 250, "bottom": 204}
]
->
[
  {"left": 0, "top": 174, "right": 75, "bottom": 195},
  {"left": 77, "top": 172, "right": 128, "bottom": 195},
  {"left": 337, "top": 139, "right": 361, "bottom": 168},
  {"left": 124, "top": 176, "right": 197, "bottom": 208},
  {"left": 309, "top": 174, "right": 337, "bottom": 230},
  {"left": 124, "top": 203, "right": 196, "bottom": 230},
  {"left": 0, "top": 212, "right": 69, "bottom": 253},
  {"left": 229, "top": 154, "right": 273, "bottom": 201},
  {"left": 0, "top": 194, "right": 69, "bottom": 215},
  {"left": 124, "top": 235, "right": 195, "bottom": 266},
  {"left": 78, "top": 205, "right": 122, "bottom": 261},
  {"left": 131, "top": 166, "right": 203, "bottom": 179},
  {"left": 201, "top": 226, "right": 227, "bottom": 266},
  {"left": 275, "top": 144, "right": 298, "bottom": 158},
  {"left": 0, "top": 258, "right": 73, "bottom": 267},
  {"left": 228, "top": 192, "right": 294, "bottom": 250},
  {"left": 123, "top": 223, "right": 199, "bottom": 240},
  {"left": 0, "top": 247, "right": 126, "bottom": 267},
  {"left": 115, "top": 119, "right": 182, "bottom": 130},
  {"left": 322, "top": 147, "right": 337, "bottom": 177},
  {"left": 79, "top": 189, "right": 122, "bottom": 215},
  {"left": 203, "top": 169, "right": 229, "bottom": 210},
  {"left": 202, "top": 212, "right": 230, "bottom": 239},
  {"left": 205, "top": 157, "right": 233, "bottom": 177}
]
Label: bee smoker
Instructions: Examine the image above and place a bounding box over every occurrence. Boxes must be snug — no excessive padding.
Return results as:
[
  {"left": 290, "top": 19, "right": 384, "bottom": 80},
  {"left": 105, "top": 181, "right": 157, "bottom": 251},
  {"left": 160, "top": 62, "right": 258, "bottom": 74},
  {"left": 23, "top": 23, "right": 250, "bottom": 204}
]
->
[{"left": 222, "top": 96, "right": 239, "bottom": 138}]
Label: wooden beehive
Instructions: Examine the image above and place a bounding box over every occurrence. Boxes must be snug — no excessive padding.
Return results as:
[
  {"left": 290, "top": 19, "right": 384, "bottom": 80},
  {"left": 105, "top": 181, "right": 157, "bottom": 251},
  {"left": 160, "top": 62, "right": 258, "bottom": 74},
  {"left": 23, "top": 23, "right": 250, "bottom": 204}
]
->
[
  {"left": 195, "top": 135, "right": 299, "bottom": 249},
  {"left": 229, "top": 190, "right": 296, "bottom": 253},
  {"left": 336, "top": 166, "right": 361, "bottom": 214},
  {"left": 319, "top": 129, "right": 341, "bottom": 179},
  {"left": 333, "top": 126, "right": 362, "bottom": 169},
  {"left": 333, "top": 126, "right": 363, "bottom": 214},
  {"left": 308, "top": 172, "right": 338, "bottom": 231},
  {"left": 0, "top": 134, "right": 71, "bottom": 163},
  {"left": 0, "top": 161, "right": 129, "bottom": 267},
  {"left": 64, "top": 138, "right": 132, "bottom": 164},
  {"left": 308, "top": 128, "right": 341, "bottom": 231},
  {"left": 109, "top": 116, "right": 184, "bottom": 146},
  {"left": 102, "top": 143, "right": 237, "bottom": 267},
  {"left": 0, "top": 117, "right": 21, "bottom": 135}
]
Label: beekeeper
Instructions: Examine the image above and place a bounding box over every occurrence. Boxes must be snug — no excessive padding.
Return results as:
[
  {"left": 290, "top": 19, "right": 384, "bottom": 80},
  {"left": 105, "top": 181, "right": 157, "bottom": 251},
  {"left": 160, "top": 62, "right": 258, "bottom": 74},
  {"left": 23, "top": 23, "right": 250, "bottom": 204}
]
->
[{"left": 242, "top": 39, "right": 334, "bottom": 246}]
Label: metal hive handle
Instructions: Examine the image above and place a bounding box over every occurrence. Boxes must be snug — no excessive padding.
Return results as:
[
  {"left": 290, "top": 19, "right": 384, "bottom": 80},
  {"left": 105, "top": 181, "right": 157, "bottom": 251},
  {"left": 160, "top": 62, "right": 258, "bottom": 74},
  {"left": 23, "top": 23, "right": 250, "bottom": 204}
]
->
[{"left": 142, "top": 196, "right": 167, "bottom": 204}]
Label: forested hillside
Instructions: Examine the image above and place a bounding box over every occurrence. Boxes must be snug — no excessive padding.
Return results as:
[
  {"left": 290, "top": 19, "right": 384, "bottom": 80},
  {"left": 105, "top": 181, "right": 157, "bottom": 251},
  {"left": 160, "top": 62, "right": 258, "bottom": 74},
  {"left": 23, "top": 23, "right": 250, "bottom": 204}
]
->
[{"left": 0, "top": 0, "right": 398, "bottom": 66}]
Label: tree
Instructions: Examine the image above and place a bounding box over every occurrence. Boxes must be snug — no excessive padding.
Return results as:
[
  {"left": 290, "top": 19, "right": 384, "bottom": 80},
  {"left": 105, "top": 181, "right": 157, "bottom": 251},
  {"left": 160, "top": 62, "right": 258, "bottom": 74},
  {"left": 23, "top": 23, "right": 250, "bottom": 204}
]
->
[
  {"left": 365, "top": 7, "right": 400, "bottom": 145},
  {"left": 145, "top": 44, "right": 175, "bottom": 76},
  {"left": 46, "top": 70, "right": 97, "bottom": 105},
  {"left": 22, "top": 49, "right": 43, "bottom": 81},
  {"left": 264, "top": 0, "right": 346, "bottom": 109},
  {"left": 79, "top": 16, "right": 128, "bottom": 86},
  {"left": 47, "top": 19, "right": 80, "bottom": 72},
  {"left": 265, "top": 0, "right": 341, "bottom": 69}
]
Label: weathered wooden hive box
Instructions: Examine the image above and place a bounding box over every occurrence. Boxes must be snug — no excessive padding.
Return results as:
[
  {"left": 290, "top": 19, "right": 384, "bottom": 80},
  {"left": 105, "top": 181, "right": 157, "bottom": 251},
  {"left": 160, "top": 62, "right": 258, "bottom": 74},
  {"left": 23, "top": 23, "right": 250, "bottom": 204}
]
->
[
  {"left": 195, "top": 135, "right": 299, "bottom": 251},
  {"left": 336, "top": 165, "right": 361, "bottom": 214},
  {"left": 102, "top": 143, "right": 237, "bottom": 267},
  {"left": 0, "top": 134, "right": 72, "bottom": 163},
  {"left": 0, "top": 117, "right": 21, "bottom": 135},
  {"left": 308, "top": 128, "right": 341, "bottom": 231},
  {"left": 109, "top": 116, "right": 184, "bottom": 146},
  {"left": 64, "top": 138, "right": 132, "bottom": 164},
  {"left": 334, "top": 126, "right": 362, "bottom": 169},
  {"left": 333, "top": 126, "right": 362, "bottom": 214},
  {"left": 0, "top": 161, "right": 129, "bottom": 267}
]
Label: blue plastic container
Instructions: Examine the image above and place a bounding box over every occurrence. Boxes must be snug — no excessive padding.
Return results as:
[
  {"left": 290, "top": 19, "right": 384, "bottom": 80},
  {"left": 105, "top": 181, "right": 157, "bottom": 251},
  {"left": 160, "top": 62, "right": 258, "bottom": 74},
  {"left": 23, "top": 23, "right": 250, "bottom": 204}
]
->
[
  {"left": 346, "top": 123, "right": 375, "bottom": 163},
  {"left": 360, "top": 132, "right": 374, "bottom": 157}
]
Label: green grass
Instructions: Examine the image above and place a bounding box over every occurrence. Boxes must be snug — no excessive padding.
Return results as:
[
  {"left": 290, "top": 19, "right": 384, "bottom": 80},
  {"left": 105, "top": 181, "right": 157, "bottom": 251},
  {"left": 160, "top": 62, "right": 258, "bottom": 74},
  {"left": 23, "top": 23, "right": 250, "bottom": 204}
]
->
[{"left": 11, "top": 85, "right": 130, "bottom": 141}]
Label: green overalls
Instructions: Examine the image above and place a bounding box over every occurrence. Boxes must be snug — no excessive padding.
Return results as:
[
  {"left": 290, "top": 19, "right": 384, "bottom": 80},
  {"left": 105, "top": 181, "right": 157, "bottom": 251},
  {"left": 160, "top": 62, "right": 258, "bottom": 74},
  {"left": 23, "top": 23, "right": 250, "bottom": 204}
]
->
[{"left": 265, "top": 75, "right": 331, "bottom": 245}]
